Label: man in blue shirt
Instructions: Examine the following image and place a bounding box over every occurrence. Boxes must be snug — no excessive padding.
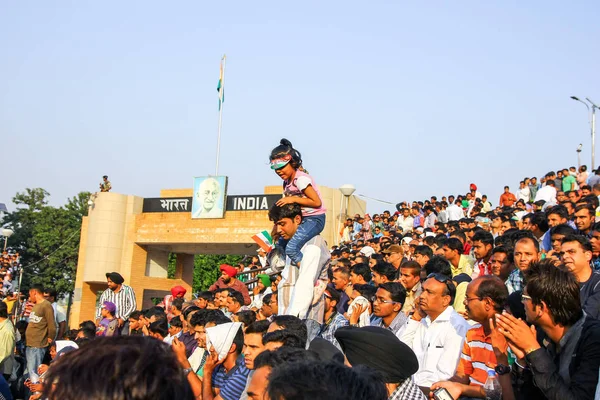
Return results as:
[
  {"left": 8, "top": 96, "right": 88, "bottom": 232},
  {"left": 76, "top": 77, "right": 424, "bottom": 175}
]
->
[{"left": 203, "top": 323, "right": 250, "bottom": 400}]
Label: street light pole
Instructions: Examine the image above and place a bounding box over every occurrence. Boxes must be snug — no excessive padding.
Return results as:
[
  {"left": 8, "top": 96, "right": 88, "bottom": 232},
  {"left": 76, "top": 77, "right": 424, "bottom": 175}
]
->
[
  {"left": 1, "top": 229, "right": 14, "bottom": 252},
  {"left": 587, "top": 98, "right": 598, "bottom": 172},
  {"left": 571, "top": 96, "right": 598, "bottom": 171}
]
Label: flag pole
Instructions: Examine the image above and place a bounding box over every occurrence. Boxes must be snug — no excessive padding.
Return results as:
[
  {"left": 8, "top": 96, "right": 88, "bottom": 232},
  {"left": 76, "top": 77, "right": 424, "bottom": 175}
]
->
[{"left": 215, "top": 54, "right": 226, "bottom": 176}]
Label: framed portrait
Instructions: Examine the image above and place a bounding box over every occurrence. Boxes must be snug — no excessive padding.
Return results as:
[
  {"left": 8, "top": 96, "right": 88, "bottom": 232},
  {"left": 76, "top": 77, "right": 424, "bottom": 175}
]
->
[{"left": 191, "top": 176, "right": 227, "bottom": 219}]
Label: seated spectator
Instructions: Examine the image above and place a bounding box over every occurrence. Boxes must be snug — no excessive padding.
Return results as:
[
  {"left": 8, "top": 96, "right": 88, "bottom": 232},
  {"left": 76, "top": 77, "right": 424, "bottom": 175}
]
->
[
  {"left": 560, "top": 234, "right": 600, "bottom": 319},
  {"left": 203, "top": 322, "right": 249, "bottom": 400},
  {"left": 370, "top": 283, "right": 408, "bottom": 337},
  {"left": 267, "top": 315, "right": 308, "bottom": 347},
  {"left": 497, "top": 260, "right": 600, "bottom": 400},
  {"left": 398, "top": 260, "right": 422, "bottom": 314},
  {"left": 371, "top": 263, "right": 397, "bottom": 285},
  {"left": 400, "top": 273, "right": 470, "bottom": 389},
  {"left": 234, "top": 310, "right": 257, "bottom": 330},
  {"left": 147, "top": 319, "right": 168, "bottom": 342},
  {"left": 489, "top": 246, "right": 515, "bottom": 282},
  {"left": 442, "top": 238, "right": 474, "bottom": 277},
  {"left": 226, "top": 290, "right": 247, "bottom": 315},
  {"left": 247, "top": 348, "right": 320, "bottom": 400},
  {"left": 164, "top": 317, "right": 183, "bottom": 345},
  {"left": 431, "top": 276, "right": 512, "bottom": 399},
  {"left": 318, "top": 287, "right": 348, "bottom": 350}
]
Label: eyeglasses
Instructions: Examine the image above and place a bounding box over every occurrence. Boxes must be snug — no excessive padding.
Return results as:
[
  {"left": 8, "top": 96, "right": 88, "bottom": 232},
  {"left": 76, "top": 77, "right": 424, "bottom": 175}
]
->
[
  {"left": 464, "top": 297, "right": 481, "bottom": 303},
  {"left": 521, "top": 294, "right": 532, "bottom": 302},
  {"left": 371, "top": 296, "right": 399, "bottom": 305}
]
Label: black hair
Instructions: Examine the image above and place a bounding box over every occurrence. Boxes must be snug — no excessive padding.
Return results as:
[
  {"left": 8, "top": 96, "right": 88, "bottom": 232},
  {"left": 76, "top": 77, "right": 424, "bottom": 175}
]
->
[
  {"left": 271, "top": 315, "right": 308, "bottom": 345},
  {"left": 550, "top": 224, "right": 576, "bottom": 239},
  {"left": 129, "top": 311, "right": 143, "bottom": 321},
  {"left": 254, "top": 347, "right": 321, "bottom": 370},
  {"left": 561, "top": 234, "right": 593, "bottom": 253},
  {"left": 269, "top": 138, "right": 303, "bottom": 169},
  {"left": 79, "top": 320, "right": 96, "bottom": 332},
  {"left": 491, "top": 246, "right": 514, "bottom": 264},
  {"left": 351, "top": 263, "right": 372, "bottom": 282},
  {"left": 148, "top": 319, "right": 169, "bottom": 339},
  {"left": 575, "top": 203, "right": 595, "bottom": 216},
  {"left": 183, "top": 306, "right": 201, "bottom": 320},
  {"left": 189, "top": 309, "right": 209, "bottom": 328},
  {"left": 527, "top": 212, "right": 549, "bottom": 233},
  {"left": 262, "top": 330, "right": 305, "bottom": 349},
  {"left": 414, "top": 245, "right": 433, "bottom": 259},
  {"left": 506, "top": 291, "right": 527, "bottom": 320},
  {"left": 30, "top": 284, "right": 44, "bottom": 294},
  {"left": 79, "top": 327, "right": 96, "bottom": 339},
  {"left": 43, "top": 336, "right": 194, "bottom": 399},
  {"left": 378, "top": 282, "right": 407, "bottom": 305},
  {"left": 44, "top": 288, "right": 58, "bottom": 298},
  {"left": 145, "top": 307, "right": 166, "bottom": 321},
  {"left": 352, "top": 284, "right": 377, "bottom": 300},
  {"left": 546, "top": 205, "right": 569, "bottom": 220},
  {"left": 232, "top": 325, "right": 245, "bottom": 354},
  {"left": 267, "top": 361, "right": 388, "bottom": 400},
  {"left": 197, "top": 291, "right": 215, "bottom": 302},
  {"left": 0, "top": 302, "right": 7, "bottom": 319},
  {"left": 205, "top": 310, "right": 231, "bottom": 326},
  {"left": 228, "top": 290, "right": 245, "bottom": 306},
  {"left": 262, "top": 293, "right": 273, "bottom": 307},
  {"left": 235, "top": 310, "right": 257, "bottom": 328},
  {"left": 371, "top": 263, "right": 397, "bottom": 281},
  {"left": 445, "top": 237, "right": 464, "bottom": 253},
  {"left": 325, "top": 286, "right": 342, "bottom": 304},
  {"left": 423, "top": 256, "right": 452, "bottom": 278},
  {"left": 169, "top": 318, "right": 183, "bottom": 329},
  {"left": 472, "top": 231, "right": 494, "bottom": 247},
  {"left": 269, "top": 203, "right": 303, "bottom": 223},
  {"left": 524, "top": 260, "right": 583, "bottom": 326},
  {"left": 172, "top": 298, "right": 185, "bottom": 312},
  {"left": 474, "top": 276, "right": 508, "bottom": 313},
  {"left": 400, "top": 260, "right": 421, "bottom": 275},
  {"left": 245, "top": 320, "right": 271, "bottom": 336}
]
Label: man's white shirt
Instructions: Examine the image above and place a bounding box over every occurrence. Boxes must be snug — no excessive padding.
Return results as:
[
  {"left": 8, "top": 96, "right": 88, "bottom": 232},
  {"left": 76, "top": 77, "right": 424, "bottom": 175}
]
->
[{"left": 399, "top": 306, "right": 470, "bottom": 387}]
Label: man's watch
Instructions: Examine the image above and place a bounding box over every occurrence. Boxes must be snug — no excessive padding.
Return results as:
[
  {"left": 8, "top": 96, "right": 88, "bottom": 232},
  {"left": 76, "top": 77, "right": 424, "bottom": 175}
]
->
[
  {"left": 183, "top": 367, "right": 194, "bottom": 376},
  {"left": 495, "top": 364, "right": 511, "bottom": 376}
]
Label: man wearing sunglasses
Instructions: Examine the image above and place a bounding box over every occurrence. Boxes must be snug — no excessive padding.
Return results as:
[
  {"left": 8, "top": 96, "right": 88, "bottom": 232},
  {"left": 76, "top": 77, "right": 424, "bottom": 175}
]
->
[{"left": 399, "top": 273, "right": 470, "bottom": 390}]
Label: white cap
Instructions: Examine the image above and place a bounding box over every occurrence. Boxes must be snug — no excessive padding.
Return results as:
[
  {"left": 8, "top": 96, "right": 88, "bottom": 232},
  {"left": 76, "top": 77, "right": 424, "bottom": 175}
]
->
[{"left": 359, "top": 246, "right": 375, "bottom": 257}]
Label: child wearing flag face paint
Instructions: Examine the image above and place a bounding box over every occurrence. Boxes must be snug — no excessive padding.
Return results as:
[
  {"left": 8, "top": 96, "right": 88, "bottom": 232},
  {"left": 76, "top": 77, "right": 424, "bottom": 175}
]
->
[{"left": 269, "top": 139, "right": 326, "bottom": 266}]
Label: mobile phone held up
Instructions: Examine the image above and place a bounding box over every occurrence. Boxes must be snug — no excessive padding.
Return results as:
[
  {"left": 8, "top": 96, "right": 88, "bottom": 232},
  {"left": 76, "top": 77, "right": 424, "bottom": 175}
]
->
[{"left": 432, "top": 387, "right": 455, "bottom": 400}]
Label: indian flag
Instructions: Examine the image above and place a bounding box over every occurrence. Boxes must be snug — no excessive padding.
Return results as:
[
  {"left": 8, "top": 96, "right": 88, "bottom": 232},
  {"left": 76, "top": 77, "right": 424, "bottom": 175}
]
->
[
  {"left": 252, "top": 230, "right": 273, "bottom": 252},
  {"left": 217, "top": 55, "right": 225, "bottom": 110}
]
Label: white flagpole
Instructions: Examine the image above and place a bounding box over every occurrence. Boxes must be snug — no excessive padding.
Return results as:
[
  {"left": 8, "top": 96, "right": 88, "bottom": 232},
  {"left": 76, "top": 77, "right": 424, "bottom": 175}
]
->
[{"left": 215, "top": 54, "right": 226, "bottom": 176}]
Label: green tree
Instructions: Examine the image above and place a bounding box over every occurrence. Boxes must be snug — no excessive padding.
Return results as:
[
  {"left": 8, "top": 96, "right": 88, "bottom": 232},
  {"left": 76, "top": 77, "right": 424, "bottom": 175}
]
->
[
  {"left": 193, "top": 254, "right": 243, "bottom": 292},
  {"left": 1, "top": 189, "right": 90, "bottom": 297}
]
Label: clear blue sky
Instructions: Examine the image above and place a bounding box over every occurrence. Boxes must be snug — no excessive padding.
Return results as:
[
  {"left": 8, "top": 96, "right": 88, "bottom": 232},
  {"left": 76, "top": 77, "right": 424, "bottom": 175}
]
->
[{"left": 2, "top": 1, "right": 599, "bottom": 214}]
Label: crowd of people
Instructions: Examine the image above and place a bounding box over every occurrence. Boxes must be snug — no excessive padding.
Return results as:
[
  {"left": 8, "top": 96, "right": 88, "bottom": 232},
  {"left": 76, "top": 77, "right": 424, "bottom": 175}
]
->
[{"left": 4, "top": 139, "right": 600, "bottom": 400}]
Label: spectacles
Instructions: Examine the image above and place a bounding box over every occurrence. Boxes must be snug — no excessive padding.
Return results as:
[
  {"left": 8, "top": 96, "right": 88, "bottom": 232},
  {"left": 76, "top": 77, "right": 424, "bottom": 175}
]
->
[
  {"left": 521, "top": 294, "right": 532, "bottom": 302},
  {"left": 464, "top": 297, "right": 481, "bottom": 303},
  {"left": 371, "top": 296, "right": 399, "bottom": 305}
]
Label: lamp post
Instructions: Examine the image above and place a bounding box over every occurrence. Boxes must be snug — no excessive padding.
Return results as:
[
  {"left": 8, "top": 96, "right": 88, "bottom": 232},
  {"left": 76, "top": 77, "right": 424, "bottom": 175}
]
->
[
  {"left": 571, "top": 96, "right": 599, "bottom": 171},
  {"left": 1, "top": 229, "right": 13, "bottom": 251},
  {"left": 337, "top": 184, "right": 356, "bottom": 245}
]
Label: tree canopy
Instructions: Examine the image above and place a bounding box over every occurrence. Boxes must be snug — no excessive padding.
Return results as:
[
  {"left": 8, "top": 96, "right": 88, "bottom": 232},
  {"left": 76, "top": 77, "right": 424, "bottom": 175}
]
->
[{"left": 1, "top": 188, "right": 90, "bottom": 297}]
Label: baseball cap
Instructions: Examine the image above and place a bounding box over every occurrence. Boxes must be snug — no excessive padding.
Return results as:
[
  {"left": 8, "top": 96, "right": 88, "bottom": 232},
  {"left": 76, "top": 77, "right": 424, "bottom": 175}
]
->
[
  {"left": 102, "top": 301, "right": 116, "bottom": 314},
  {"left": 359, "top": 246, "right": 375, "bottom": 257},
  {"left": 382, "top": 244, "right": 403, "bottom": 254}
]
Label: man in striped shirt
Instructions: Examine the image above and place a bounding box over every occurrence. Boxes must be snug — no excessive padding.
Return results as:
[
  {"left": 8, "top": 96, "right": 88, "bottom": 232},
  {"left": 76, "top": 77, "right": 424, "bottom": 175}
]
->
[
  {"left": 95, "top": 272, "right": 137, "bottom": 336},
  {"left": 430, "top": 276, "right": 511, "bottom": 399}
]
